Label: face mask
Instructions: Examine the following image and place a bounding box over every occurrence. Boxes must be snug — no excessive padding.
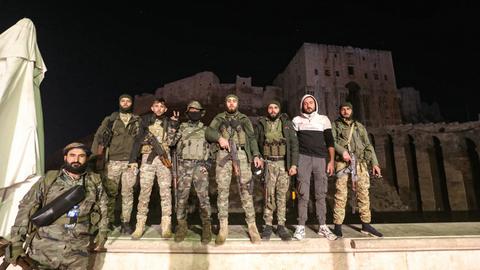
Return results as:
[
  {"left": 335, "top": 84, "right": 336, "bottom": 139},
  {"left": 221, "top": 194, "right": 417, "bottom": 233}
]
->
[
  {"left": 63, "top": 161, "right": 88, "bottom": 174},
  {"left": 187, "top": 111, "right": 203, "bottom": 121}
]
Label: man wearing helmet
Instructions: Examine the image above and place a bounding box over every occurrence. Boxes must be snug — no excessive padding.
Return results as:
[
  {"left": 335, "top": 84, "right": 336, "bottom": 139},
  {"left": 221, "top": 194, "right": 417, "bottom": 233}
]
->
[{"left": 171, "top": 101, "right": 213, "bottom": 244}]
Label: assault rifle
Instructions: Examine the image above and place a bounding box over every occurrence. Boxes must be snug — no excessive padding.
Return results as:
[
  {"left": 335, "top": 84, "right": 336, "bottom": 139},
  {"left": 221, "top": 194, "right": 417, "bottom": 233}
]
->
[
  {"left": 144, "top": 131, "right": 172, "bottom": 168},
  {"left": 349, "top": 153, "right": 358, "bottom": 214},
  {"left": 171, "top": 149, "right": 178, "bottom": 208},
  {"left": 94, "top": 119, "right": 115, "bottom": 171}
]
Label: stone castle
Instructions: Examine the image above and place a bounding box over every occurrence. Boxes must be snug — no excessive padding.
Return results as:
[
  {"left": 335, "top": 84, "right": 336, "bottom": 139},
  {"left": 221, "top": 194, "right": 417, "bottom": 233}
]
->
[{"left": 127, "top": 42, "right": 480, "bottom": 215}]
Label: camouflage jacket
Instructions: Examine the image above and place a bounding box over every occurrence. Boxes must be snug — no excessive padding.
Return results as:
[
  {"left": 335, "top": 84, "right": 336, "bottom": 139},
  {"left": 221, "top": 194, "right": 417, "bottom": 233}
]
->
[
  {"left": 91, "top": 111, "right": 141, "bottom": 161},
  {"left": 255, "top": 113, "right": 299, "bottom": 170},
  {"left": 9, "top": 170, "right": 108, "bottom": 245},
  {"left": 205, "top": 111, "right": 260, "bottom": 162},
  {"left": 331, "top": 117, "right": 379, "bottom": 166}
]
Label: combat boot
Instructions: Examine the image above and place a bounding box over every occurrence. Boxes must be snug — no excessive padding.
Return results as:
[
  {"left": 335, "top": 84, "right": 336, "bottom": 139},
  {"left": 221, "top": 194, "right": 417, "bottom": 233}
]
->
[
  {"left": 131, "top": 221, "right": 145, "bottom": 240},
  {"left": 276, "top": 225, "right": 291, "bottom": 241},
  {"left": 361, "top": 223, "right": 383, "bottom": 237},
  {"left": 247, "top": 222, "right": 261, "bottom": 244},
  {"left": 333, "top": 224, "right": 343, "bottom": 238},
  {"left": 215, "top": 219, "right": 228, "bottom": 245},
  {"left": 201, "top": 220, "right": 212, "bottom": 245},
  {"left": 174, "top": 219, "right": 188, "bottom": 242},
  {"left": 161, "top": 216, "right": 172, "bottom": 238},
  {"left": 120, "top": 222, "right": 133, "bottom": 235},
  {"left": 261, "top": 225, "right": 273, "bottom": 240}
]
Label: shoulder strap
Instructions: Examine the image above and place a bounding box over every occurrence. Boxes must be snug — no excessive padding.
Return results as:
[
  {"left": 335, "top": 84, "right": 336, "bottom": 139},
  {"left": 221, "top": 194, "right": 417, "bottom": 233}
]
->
[{"left": 346, "top": 122, "right": 356, "bottom": 152}]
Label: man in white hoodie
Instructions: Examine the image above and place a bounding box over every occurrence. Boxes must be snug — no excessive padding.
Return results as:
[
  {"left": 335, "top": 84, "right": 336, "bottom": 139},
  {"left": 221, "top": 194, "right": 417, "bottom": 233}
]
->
[{"left": 292, "top": 95, "right": 337, "bottom": 240}]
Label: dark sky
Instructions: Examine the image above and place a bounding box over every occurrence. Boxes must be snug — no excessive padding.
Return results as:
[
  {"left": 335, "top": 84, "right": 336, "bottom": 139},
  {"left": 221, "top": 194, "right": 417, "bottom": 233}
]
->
[{"left": 1, "top": 1, "right": 478, "bottom": 160}]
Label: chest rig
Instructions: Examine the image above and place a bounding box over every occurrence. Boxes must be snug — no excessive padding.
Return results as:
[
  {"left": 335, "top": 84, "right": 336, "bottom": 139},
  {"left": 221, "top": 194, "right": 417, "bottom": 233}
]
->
[
  {"left": 179, "top": 122, "right": 209, "bottom": 160},
  {"left": 263, "top": 119, "right": 286, "bottom": 157}
]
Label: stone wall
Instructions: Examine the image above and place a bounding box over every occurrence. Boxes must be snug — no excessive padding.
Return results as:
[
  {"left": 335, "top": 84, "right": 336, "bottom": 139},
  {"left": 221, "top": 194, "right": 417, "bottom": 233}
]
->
[{"left": 274, "top": 43, "right": 402, "bottom": 127}]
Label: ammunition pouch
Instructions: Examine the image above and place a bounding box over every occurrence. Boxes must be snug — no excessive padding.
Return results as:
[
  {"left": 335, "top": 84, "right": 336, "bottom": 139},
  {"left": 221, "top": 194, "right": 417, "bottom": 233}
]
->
[
  {"left": 263, "top": 138, "right": 286, "bottom": 157},
  {"left": 30, "top": 185, "right": 86, "bottom": 227}
]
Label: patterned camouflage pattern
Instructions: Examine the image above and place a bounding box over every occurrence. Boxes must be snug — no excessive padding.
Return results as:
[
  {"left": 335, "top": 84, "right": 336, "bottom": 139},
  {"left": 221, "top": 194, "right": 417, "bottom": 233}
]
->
[
  {"left": 216, "top": 149, "right": 256, "bottom": 224},
  {"left": 10, "top": 170, "right": 108, "bottom": 270},
  {"left": 263, "top": 160, "right": 290, "bottom": 226},
  {"left": 136, "top": 154, "right": 172, "bottom": 225},
  {"left": 176, "top": 160, "right": 211, "bottom": 221},
  {"left": 104, "top": 160, "right": 136, "bottom": 223},
  {"left": 333, "top": 161, "right": 371, "bottom": 224}
]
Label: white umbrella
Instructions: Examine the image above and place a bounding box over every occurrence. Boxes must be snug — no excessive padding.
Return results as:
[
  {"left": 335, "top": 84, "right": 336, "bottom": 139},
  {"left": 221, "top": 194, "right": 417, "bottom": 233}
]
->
[{"left": 0, "top": 18, "right": 47, "bottom": 237}]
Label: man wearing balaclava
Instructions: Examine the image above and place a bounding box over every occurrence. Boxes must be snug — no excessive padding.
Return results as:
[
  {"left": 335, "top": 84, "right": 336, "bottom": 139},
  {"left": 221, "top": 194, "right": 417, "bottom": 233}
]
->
[
  {"left": 6, "top": 142, "right": 108, "bottom": 269},
  {"left": 331, "top": 102, "right": 383, "bottom": 238},
  {"left": 170, "top": 100, "right": 213, "bottom": 244},
  {"left": 206, "top": 94, "right": 263, "bottom": 245},
  {"left": 91, "top": 94, "right": 141, "bottom": 235},
  {"left": 291, "top": 94, "right": 337, "bottom": 241},
  {"left": 255, "top": 100, "right": 299, "bottom": 241}
]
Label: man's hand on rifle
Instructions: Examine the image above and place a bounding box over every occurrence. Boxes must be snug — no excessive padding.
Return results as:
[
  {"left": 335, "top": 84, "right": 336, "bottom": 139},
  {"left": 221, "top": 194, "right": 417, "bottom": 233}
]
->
[
  {"left": 171, "top": 111, "right": 180, "bottom": 121},
  {"left": 218, "top": 137, "right": 230, "bottom": 152},
  {"left": 342, "top": 151, "right": 351, "bottom": 162},
  {"left": 288, "top": 165, "right": 298, "bottom": 176},
  {"left": 253, "top": 156, "right": 264, "bottom": 169},
  {"left": 372, "top": 165, "right": 382, "bottom": 178}
]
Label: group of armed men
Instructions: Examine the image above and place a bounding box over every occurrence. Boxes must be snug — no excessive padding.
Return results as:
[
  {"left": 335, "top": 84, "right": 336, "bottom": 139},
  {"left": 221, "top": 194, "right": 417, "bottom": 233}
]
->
[{"left": 4, "top": 93, "right": 383, "bottom": 269}]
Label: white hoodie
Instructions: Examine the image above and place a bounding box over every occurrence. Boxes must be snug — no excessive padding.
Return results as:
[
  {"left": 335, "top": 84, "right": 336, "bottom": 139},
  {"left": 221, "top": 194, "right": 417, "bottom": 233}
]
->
[{"left": 292, "top": 94, "right": 333, "bottom": 157}]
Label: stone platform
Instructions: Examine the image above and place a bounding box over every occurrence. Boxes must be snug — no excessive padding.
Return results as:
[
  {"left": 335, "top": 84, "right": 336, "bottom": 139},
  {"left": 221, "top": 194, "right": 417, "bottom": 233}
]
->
[{"left": 90, "top": 222, "right": 480, "bottom": 270}]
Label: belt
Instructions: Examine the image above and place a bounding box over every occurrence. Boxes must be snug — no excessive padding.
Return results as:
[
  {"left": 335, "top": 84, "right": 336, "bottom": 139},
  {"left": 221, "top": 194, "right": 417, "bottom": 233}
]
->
[{"left": 265, "top": 156, "right": 284, "bottom": 161}]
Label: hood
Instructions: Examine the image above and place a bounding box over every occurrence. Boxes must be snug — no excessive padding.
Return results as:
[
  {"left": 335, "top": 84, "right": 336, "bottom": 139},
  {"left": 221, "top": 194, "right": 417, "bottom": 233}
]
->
[{"left": 299, "top": 94, "right": 318, "bottom": 115}]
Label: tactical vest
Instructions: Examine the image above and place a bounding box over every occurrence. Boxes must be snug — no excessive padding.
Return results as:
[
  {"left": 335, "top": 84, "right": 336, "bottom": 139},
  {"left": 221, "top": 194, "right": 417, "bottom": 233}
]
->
[
  {"left": 142, "top": 120, "right": 166, "bottom": 154},
  {"left": 263, "top": 119, "right": 286, "bottom": 157},
  {"left": 219, "top": 118, "right": 247, "bottom": 146},
  {"left": 178, "top": 123, "right": 209, "bottom": 160}
]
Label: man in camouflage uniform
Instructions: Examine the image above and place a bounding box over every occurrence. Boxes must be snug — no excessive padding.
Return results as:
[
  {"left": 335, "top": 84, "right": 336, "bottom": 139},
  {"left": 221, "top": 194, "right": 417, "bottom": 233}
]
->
[
  {"left": 206, "top": 94, "right": 263, "bottom": 245},
  {"left": 91, "top": 93, "right": 140, "bottom": 234},
  {"left": 332, "top": 102, "right": 383, "bottom": 237},
  {"left": 5, "top": 142, "right": 108, "bottom": 270},
  {"left": 129, "top": 98, "right": 179, "bottom": 239},
  {"left": 255, "top": 100, "right": 299, "bottom": 241},
  {"left": 171, "top": 101, "right": 212, "bottom": 244}
]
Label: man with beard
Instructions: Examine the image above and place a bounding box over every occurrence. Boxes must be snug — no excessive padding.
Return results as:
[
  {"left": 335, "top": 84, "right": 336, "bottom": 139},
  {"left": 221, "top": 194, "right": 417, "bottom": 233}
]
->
[
  {"left": 292, "top": 94, "right": 337, "bottom": 241},
  {"left": 331, "top": 102, "right": 383, "bottom": 238},
  {"left": 129, "top": 98, "right": 179, "bottom": 239},
  {"left": 91, "top": 93, "right": 141, "bottom": 234},
  {"left": 255, "top": 100, "right": 299, "bottom": 241},
  {"left": 206, "top": 94, "right": 263, "bottom": 245},
  {"left": 5, "top": 142, "right": 108, "bottom": 269},
  {"left": 171, "top": 101, "right": 212, "bottom": 244}
]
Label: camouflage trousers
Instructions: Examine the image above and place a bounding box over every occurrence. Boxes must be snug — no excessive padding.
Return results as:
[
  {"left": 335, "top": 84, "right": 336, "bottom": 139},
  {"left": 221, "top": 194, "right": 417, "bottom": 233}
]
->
[
  {"left": 136, "top": 154, "right": 172, "bottom": 225},
  {"left": 104, "top": 160, "right": 136, "bottom": 223},
  {"left": 176, "top": 160, "right": 211, "bottom": 221},
  {"left": 29, "top": 232, "right": 90, "bottom": 270},
  {"left": 333, "top": 161, "right": 371, "bottom": 224},
  {"left": 263, "top": 160, "right": 290, "bottom": 226},
  {"left": 216, "top": 149, "right": 256, "bottom": 224}
]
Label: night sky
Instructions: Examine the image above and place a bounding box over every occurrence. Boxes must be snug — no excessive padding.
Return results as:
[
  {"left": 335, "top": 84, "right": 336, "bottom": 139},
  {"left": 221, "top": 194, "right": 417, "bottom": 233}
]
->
[{"left": 1, "top": 1, "right": 478, "bottom": 161}]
